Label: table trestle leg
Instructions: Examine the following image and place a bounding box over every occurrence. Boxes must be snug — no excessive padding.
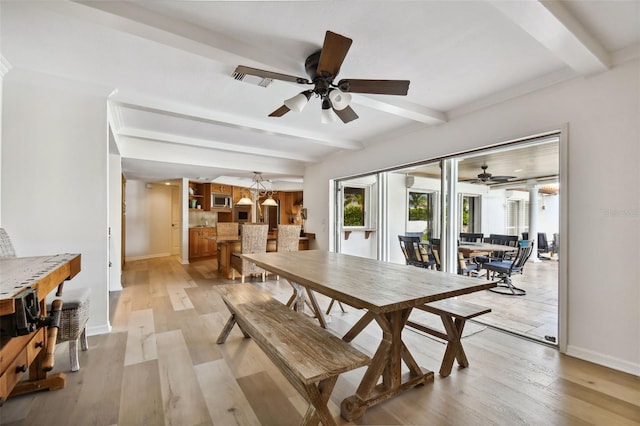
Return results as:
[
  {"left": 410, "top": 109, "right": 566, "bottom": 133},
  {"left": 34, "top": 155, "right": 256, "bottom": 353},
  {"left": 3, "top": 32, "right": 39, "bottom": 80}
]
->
[
  {"left": 342, "top": 311, "right": 375, "bottom": 342},
  {"left": 340, "top": 309, "right": 433, "bottom": 421}
]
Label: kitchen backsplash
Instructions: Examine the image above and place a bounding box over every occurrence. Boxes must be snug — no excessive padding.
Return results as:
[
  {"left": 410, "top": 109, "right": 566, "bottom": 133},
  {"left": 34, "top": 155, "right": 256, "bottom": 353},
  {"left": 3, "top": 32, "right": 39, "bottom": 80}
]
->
[{"left": 189, "top": 210, "right": 218, "bottom": 227}]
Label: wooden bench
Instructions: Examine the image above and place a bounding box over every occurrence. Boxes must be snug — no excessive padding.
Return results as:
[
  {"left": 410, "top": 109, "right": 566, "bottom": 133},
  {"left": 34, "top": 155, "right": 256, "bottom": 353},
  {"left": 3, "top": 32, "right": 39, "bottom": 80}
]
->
[
  {"left": 216, "top": 283, "right": 371, "bottom": 426},
  {"left": 406, "top": 299, "right": 490, "bottom": 377}
]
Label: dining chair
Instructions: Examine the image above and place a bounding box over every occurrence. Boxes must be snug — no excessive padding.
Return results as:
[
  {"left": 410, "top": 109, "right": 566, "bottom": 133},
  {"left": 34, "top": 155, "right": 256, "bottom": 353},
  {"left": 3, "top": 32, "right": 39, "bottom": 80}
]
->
[
  {"left": 276, "top": 224, "right": 301, "bottom": 253},
  {"left": 483, "top": 240, "right": 534, "bottom": 295},
  {"left": 0, "top": 228, "right": 16, "bottom": 258},
  {"left": 216, "top": 222, "right": 239, "bottom": 238},
  {"left": 230, "top": 223, "right": 268, "bottom": 283},
  {"left": 275, "top": 224, "right": 301, "bottom": 280}
]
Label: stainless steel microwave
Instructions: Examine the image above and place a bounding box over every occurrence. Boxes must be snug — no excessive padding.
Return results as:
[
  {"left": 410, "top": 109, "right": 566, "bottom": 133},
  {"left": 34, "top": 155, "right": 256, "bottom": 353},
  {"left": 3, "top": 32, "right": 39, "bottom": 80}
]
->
[{"left": 211, "top": 193, "right": 231, "bottom": 208}]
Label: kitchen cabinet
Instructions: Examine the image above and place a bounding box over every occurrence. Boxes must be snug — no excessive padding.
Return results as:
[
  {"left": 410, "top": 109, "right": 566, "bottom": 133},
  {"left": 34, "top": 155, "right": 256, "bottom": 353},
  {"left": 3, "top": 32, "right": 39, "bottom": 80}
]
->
[
  {"left": 189, "top": 227, "right": 217, "bottom": 259},
  {"left": 188, "top": 182, "right": 211, "bottom": 211},
  {"left": 210, "top": 183, "right": 232, "bottom": 195}
]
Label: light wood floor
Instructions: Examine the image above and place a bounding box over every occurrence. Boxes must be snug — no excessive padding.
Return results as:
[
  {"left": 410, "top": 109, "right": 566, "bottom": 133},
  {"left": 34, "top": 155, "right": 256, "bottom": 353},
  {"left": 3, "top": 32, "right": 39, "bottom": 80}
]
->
[{"left": 1, "top": 255, "right": 638, "bottom": 426}]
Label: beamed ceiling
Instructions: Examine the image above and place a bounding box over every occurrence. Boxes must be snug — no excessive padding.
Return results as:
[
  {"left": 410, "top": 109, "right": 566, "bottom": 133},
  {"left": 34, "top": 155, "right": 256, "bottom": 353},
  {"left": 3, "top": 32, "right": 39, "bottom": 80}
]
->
[{"left": 1, "top": 1, "right": 638, "bottom": 189}]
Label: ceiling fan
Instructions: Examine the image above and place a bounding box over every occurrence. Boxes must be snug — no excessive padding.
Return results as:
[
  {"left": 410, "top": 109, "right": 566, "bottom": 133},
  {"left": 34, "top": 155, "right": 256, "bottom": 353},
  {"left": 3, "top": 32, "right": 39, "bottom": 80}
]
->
[
  {"left": 232, "top": 30, "right": 410, "bottom": 124},
  {"left": 469, "top": 165, "right": 516, "bottom": 184}
]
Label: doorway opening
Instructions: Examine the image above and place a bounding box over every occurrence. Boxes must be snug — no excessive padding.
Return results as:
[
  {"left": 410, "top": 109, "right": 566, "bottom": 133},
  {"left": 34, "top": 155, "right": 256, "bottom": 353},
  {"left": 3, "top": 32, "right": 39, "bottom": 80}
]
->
[{"left": 333, "top": 133, "right": 561, "bottom": 346}]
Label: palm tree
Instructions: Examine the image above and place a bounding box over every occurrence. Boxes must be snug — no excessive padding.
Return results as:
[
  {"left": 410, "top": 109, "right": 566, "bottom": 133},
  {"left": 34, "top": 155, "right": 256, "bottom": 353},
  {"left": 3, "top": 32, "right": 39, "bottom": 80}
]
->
[
  {"left": 409, "top": 192, "right": 429, "bottom": 221},
  {"left": 409, "top": 192, "right": 427, "bottom": 210},
  {"left": 344, "top": 192, "right": 364, "bottom": 208}
]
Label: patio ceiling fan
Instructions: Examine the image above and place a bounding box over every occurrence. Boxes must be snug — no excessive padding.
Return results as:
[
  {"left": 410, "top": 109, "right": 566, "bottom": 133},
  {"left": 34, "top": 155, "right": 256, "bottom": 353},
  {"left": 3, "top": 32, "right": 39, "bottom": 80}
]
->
[
  {"left": 232, "top": 30, "right": 410, "bottom": 124},
  {"left": 469, "top": 165, "right": 516, "bottom": 184}
]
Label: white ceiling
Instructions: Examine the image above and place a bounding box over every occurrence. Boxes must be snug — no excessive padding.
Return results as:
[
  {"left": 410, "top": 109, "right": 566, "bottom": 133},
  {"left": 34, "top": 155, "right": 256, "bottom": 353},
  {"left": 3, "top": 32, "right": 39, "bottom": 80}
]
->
[{"left": 1, "top": 1, "right": 638, "bottom": 189}]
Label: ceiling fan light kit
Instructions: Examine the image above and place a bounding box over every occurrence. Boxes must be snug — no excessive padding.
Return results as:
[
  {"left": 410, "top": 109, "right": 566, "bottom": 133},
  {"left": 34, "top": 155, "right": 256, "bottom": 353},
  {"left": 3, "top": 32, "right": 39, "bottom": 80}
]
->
[
  {"left": 283, "top": 90, "right": 313, "bottom": 112},
  {"left": 328, "top": 88, "right": 351, "bottom": 111},
  {"left": 234, "top": 30, "right": 410, "bottom": 124},
  {"left": 321, "top": 98, "right": 339, "bottom": 123}
]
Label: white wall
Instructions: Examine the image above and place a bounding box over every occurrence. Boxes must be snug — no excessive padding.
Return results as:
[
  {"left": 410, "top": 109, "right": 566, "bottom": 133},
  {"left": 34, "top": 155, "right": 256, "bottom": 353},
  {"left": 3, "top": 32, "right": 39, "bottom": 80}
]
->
[
  {"left": 388, "top": 173, "right": 410, "bottom": 265},
  {"left": 305, "top": 59, "right": 640, "bottom": 375},
  {"left": 124, "top": 180, "right": 172, "bottom": 261},
  {"left": 538, "top": 194, "right": 560, "bottom": 240},
  {"left": 108, "top": 150, "right": 122, "bottom": 291},
  {"left": 1, "top": 70, "right": 111, "bottom": 335},
  {"left": 481, "top": 190, "right": 508, "bottom": 236}
]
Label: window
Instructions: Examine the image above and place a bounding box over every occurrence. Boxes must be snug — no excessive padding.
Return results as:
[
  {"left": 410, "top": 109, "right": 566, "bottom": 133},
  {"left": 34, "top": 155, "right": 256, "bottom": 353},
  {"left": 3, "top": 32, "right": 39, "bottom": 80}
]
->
[
  {"left": 408, "top": 192, "right": 430, "bottom": 221},
  {"left": 460, "top": 195, "right": 481, "bottom": 233},
  {"left": 343, "top": 186, "right": 366, "bottom": 227},
  {"left": 506, "top": 199, "right": 520, "bottom": 235},
  {"left": 507, "top": 198, "right": 531, "bottom": 236},
  {"left": 407, "top": 191, "right": 437, "bottom": 238}
]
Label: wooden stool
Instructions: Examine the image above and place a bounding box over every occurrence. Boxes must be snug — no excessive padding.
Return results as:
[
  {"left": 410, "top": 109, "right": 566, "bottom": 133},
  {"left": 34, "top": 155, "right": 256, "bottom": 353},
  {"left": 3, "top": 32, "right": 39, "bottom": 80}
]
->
[{"left": 47, "top": 287, "right": 90, "bottom": 372}]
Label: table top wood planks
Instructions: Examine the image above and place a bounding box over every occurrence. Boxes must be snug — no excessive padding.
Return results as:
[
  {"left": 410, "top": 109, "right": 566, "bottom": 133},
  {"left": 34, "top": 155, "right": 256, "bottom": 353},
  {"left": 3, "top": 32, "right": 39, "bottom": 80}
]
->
[
  {"left": 241, "top": 250, "right": 498, "bottom": 420},
  {"left": 243, "top": 250, "right": 495, "bottom": 313}
]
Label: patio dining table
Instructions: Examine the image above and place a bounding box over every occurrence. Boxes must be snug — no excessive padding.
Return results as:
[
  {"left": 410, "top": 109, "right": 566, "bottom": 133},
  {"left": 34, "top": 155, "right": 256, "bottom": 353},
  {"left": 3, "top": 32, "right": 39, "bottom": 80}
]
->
[{"left": 458, "top": 242, "right": 518, "bottom": 258}]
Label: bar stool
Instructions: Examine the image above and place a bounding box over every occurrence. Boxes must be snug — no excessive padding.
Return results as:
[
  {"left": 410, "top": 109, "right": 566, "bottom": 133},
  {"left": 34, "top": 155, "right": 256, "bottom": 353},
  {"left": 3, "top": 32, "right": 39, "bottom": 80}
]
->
[{"left": 47, "top": 287, "right": 90, "bottom": 372}]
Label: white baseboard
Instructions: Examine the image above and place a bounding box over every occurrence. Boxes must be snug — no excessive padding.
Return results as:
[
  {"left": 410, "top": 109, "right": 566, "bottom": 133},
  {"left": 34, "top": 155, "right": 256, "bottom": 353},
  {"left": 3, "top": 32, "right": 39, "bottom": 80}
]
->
[
  {"left": 567, "top": 345, "right": 639, "bottom": 376},
  {"left": 87, "top": 322, "right": 112, "bottom": 336},
  {"left": 125, "top": 252, "right": 171, "bottom": 262}
]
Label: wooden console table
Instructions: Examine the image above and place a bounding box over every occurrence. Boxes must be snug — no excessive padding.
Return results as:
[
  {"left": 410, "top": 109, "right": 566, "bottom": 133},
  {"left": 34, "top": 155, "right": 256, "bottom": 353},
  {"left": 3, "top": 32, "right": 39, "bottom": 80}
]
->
[{"left": 0, "top": 253, "right": 81, "bottom": 404}]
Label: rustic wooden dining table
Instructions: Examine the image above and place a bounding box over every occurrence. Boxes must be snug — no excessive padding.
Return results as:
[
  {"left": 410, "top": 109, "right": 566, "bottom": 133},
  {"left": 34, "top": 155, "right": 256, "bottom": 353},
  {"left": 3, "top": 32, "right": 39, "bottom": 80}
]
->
[{"left": 242, "top": 250, "right": 498, "bottom": 421}]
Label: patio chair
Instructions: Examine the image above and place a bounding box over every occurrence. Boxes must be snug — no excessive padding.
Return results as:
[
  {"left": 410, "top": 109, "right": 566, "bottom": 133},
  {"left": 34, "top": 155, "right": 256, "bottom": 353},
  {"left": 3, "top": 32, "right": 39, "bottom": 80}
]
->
[
  {"left": 398, "top": 235, "right": 436, "bottom": 269},
  {"left": 458, "top": 252, "right": 479, "bottom": 276},
  {"left": 475, "top": 234, "right": 518, "bottom": 266},
  {"left": 428, "top": 238, "right": 441, "bottom": 270},
  {"left": 483, "top": 240, "right": 534, "bottom": 296},
  {"left": 459, "top": 233, "right": 484, "bottom": 243},
  {"left": 522, "top": 231, "right": 550, "bottom": 258}
]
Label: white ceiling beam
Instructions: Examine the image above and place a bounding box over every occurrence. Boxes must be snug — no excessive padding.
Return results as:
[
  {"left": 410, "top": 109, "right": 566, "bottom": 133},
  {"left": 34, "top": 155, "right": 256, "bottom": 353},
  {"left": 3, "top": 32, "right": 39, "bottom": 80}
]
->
[
  {"left": 352, "top": 95, "right": 448, "bottom": 125},
  {"left": 62, "top": 1, "right": 301, "bottom": 72},
  {"left": 108, "top": 92, "right": 363, "bottom": 151},
  {"left": 118, "top": 137, "right": 304, "bottom": 176},
  {"left": 489, "top": 0, "right": 611, "bottom": 75},
  {"left": 118, "top": 127, "right": 319, "bottom": 163}
]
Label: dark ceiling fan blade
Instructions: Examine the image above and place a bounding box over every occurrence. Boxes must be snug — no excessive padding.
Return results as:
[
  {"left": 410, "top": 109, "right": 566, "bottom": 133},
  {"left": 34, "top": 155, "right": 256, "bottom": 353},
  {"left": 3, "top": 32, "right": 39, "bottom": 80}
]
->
[
  {"left": 490, "top": 176, "right": 516, "bottom": 181},
  {"left": 234, "top": 65, "right": 310, "bottom": 84},
  {"left": 269, "top": 105, "right": 290, "bottom": 117},
  {"left": 317, "top": 31, "right": 353, "bottom": 78},
  {"left": 334, "top": 105, "right": 359, "bottom": 123},
  {"left": 337, "top": 79, "right": 410, "bottom": 95}
]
